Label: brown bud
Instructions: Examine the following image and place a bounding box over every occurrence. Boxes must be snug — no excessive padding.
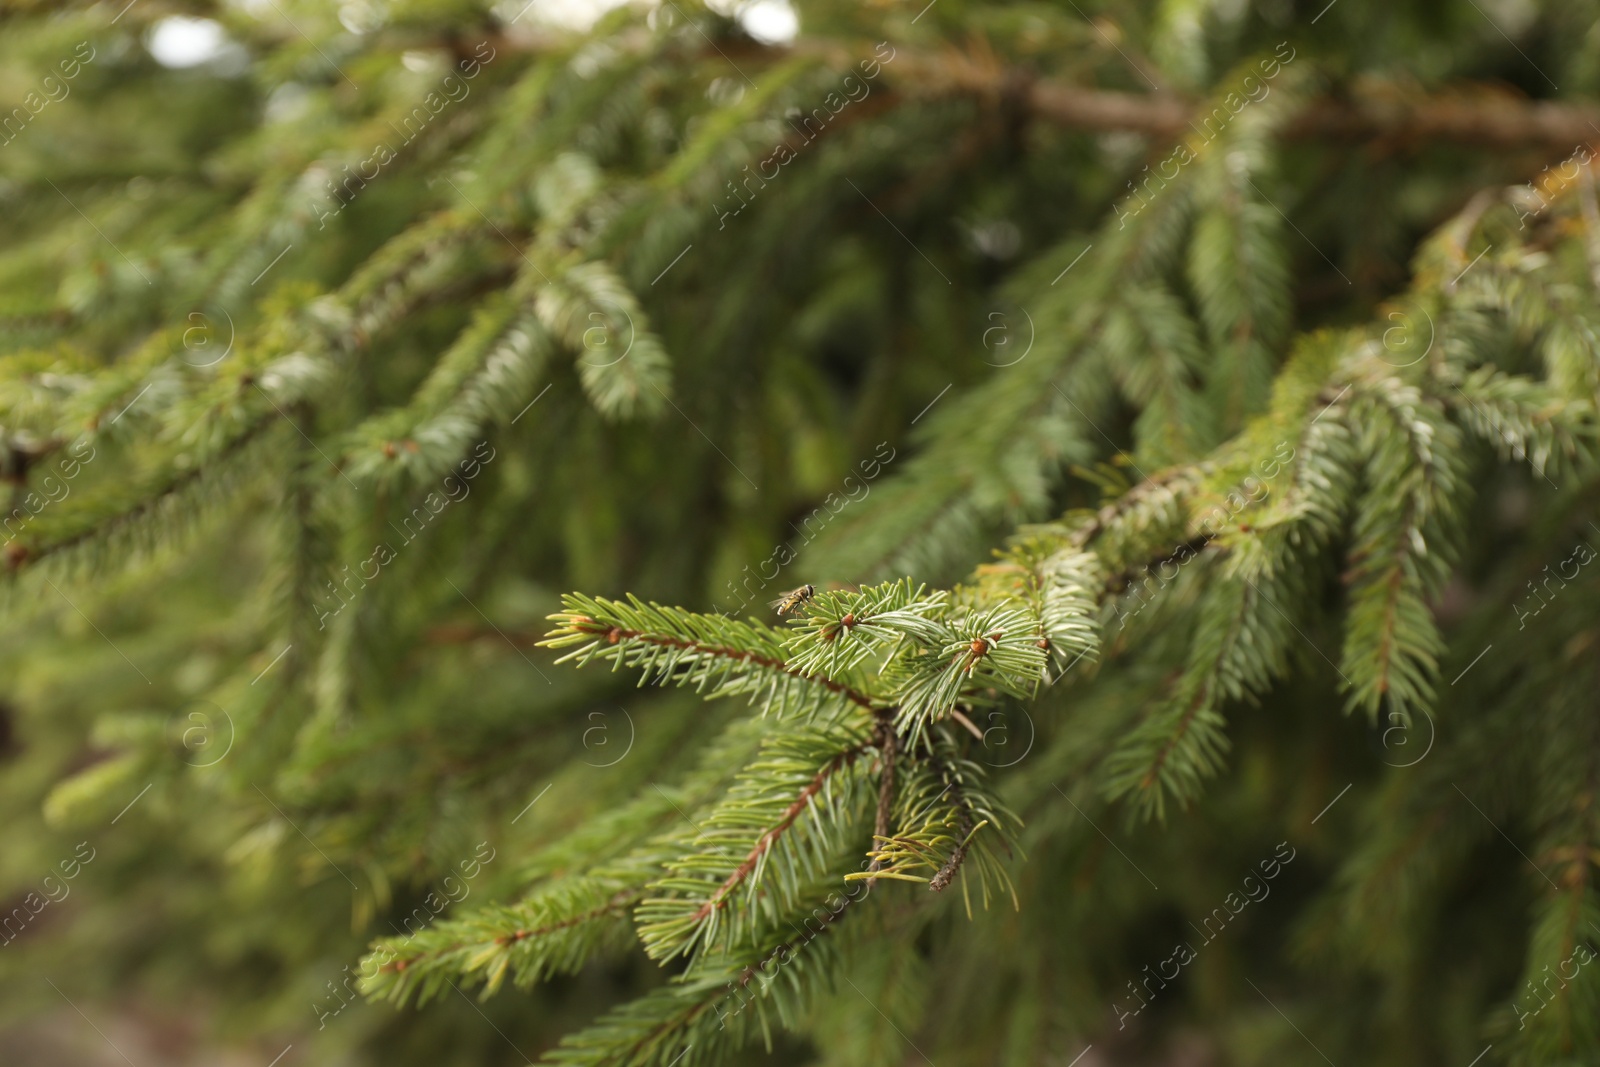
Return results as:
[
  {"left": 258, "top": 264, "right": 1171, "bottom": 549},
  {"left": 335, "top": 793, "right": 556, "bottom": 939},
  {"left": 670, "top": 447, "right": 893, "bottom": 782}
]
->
[
  {"left": 382, "top": 441, "right": 398, "bottom": 459},
  {"left": 1036, "top": 637, "right": 1051, "bottom": 650},
  {"left": 3, "top": 543, "right": 28, "bottom": 569},
  {"left": 607, "top": 627, "right": 622, "bottom": 644}
]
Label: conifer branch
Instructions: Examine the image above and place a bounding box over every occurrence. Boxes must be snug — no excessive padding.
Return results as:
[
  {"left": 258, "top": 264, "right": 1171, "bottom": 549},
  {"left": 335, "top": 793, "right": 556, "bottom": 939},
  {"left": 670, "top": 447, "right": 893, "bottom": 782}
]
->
[
  {"left": 1443, "top": 367, "right": 1593, "bottom": 478},
  {"left": 686, "top": 743, "right": 866, "bottom": 924},
  {"left": 22, "top": 5, "right": 1600, "bottom": 1062},
  {"left": 1339, "top": 380, "right": 1463, "bottom": 720},
  {"left": 635, "top": 723, "right": 876, "bottom": 960},
  {"left": 7, "top": 416, "right": 278, "bottom": 575},
  {"left": 542, "top": 593, "right": 887, "bottom": 714},
  {"left": 1101, "top": 575, "right": 1257, "bottom": 819},
  {"left": 542, "top": 886, "right": 860, "bottom": 1066},
  {"left": 573, "top": 622, "right": 877, "bottom": 709},
  {"left": 854, "top": 746, "right": 1018, "bottom": 913},
  {"left": 362, "top": 878, "right": 647, "bottom": 1006}
]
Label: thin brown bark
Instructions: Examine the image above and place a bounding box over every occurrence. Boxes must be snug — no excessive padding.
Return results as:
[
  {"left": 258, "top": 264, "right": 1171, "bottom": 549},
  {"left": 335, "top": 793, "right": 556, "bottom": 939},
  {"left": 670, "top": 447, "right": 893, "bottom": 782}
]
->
[{"left": 486, "top": 30, "right": 1600, "bottom": 151}]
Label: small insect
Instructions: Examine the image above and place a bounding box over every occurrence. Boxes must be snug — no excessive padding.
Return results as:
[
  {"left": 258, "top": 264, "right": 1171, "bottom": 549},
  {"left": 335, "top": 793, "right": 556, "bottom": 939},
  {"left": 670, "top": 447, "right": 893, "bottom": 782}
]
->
[{"left": 771, "top": 584, "right": 816, "bottom": 615}]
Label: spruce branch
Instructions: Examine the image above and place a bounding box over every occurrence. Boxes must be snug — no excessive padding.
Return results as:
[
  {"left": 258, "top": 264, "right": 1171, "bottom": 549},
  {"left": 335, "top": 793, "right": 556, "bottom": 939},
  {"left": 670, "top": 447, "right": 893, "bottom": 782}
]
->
[
  {"left": 689, "top": 750, "right": 855, "bottom": 914},
  {"left": 634, "top": 722, "right": 875, "bottom": 961},
  {"left": 804, "top": 166, "right": 1198, "bottom": 582},
  {"left": 20, "top": 4, "right": 1600, "bottom": 1062},
  {"left": 967, "top": 541, "right": 1103, "bottom": 682},
  {"left": 542, "top": 884, "right": 861, "bottom": 1067},
  {"left": 1100, "top": 575, "right": 1267, "bottom": 820},
  {"left": 541, "top": 593, "right": 886, "bottom": 714},
  {"left": 780, "top": 578, "right": 951, "bottom": 679},
  {"left": 537, "top": 260, "right": 672, "bottom": 420},
  {"left": 1339, "top": 377, "right": 1465, "bottom": 721},
  {"left": 361, "top": 876, "right": 646, "bottom": 1007},
  {"left": 359, "top": 717, "right": 781, "bottom": 1008},
  {"left": 6, "top": 415, "right": 279, "bottom": 577},
  {"left": 1444, "top": 358, "right": 1596, "bottom": 481},
  {"left": 852, "top": 746, "right": 1018, "bottom": 915},
  {"left": 337, "top": 210, "right": 493, "bottom": 344},
  {"left": 888, "top": 603, "right": 1047, "bottom": 748}
]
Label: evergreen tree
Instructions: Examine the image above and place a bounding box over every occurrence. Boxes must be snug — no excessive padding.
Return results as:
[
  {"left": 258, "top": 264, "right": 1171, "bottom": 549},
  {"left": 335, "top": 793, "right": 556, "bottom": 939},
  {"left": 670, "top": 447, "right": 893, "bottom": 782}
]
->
[{"left": 5, "top": 1, "right": 1600, "bottom": 1064}]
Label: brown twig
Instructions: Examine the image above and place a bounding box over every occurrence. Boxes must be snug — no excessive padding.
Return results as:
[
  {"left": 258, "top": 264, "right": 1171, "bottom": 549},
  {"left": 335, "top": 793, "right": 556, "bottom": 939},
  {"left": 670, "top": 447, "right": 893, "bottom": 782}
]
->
[
  {"left": 479, "top": 30, "right": 1600, "bottom": 151},
  {"left": 928, "top": 756, "right": 977, "bottom": 893},
  {"left": 867, "top": 710, "right": 899, "bottom": 878},
  {"left": 857, "top": 45, "right": 1600, "bottom": 150}
]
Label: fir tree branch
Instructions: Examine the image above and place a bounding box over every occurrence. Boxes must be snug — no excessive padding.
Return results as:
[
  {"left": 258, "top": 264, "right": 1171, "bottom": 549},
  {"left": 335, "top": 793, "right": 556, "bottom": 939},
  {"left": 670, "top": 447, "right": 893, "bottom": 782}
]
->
[
  {"left": 1068, "top": 465, "right": 1205, "bottom": 551},
  {"left": 362, "top": 878, "right": 647, "bottom": 1006},
  {"left": 7, "top": 416, "right": 278, "bottom": 574},
  {"left": 686, "top": 741, "right": 868, "bottom": 925},
  {"left": 543, "top": 594, "right": 886, "bottom": 712},
  {"left": 854, "top": 746, "right": 1018, "bottom": 913},
  {"left": 542, "top": 886, "right": 861, "bottom": 1066},
  {"left": 1340, "top": 379, "right": 1463, "bottom": 719},
  {"left": 635, "top": 724, "right": 876, "bottom": 960},
  {"left": 582, "top": 621, "right": 876, "bottom": 708}
]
